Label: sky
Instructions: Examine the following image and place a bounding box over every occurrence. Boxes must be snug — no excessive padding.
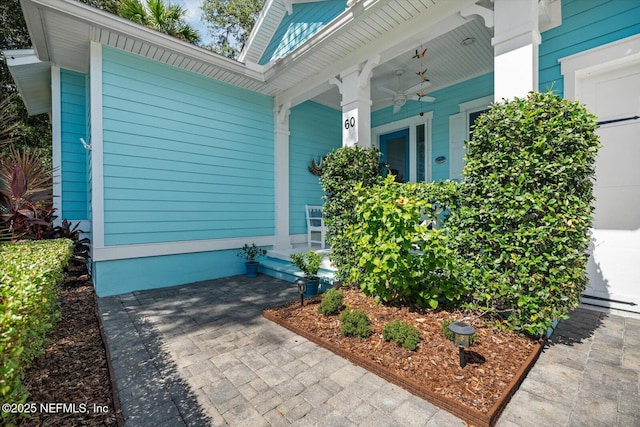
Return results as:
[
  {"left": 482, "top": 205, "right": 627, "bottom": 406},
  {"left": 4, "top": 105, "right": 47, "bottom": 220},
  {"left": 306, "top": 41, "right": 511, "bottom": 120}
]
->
[{"left": 174, "top": 0, "right": 213, "bottom": 45}]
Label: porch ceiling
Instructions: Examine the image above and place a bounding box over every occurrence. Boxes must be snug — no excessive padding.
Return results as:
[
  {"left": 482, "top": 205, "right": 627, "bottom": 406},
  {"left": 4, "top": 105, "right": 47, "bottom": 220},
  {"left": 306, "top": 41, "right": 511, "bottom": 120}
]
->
[{"left": 16, "top": 0, "right": 491, "bottom": 110}]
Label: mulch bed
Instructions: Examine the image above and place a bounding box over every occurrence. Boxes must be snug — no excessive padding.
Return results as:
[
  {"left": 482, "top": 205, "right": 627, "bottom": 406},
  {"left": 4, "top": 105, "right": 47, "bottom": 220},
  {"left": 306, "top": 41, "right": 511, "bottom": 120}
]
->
[
  {"left": 20, "top": 262, "right": 120, "bottom": 427},
  {"left": 264, "top": 288, "right": 543, "bottom": 427}
]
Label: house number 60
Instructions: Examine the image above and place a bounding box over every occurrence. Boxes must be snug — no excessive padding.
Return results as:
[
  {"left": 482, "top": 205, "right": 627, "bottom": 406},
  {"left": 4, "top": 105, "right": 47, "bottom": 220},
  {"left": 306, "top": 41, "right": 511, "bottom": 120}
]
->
[{"left": 344, "top": 117, "right": 356, "bottom": 129}]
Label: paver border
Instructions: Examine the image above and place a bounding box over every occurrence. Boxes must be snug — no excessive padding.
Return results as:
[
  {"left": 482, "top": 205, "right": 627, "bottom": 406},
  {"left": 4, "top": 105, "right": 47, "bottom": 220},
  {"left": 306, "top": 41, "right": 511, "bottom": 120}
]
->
[{"left": 264, "top": 303, "right": 544, "bottom": 427}]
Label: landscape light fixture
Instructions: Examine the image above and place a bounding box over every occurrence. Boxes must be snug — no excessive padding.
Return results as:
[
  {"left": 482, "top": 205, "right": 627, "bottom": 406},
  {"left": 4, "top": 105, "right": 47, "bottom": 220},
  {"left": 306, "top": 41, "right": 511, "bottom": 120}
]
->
[
  {"left": 448, "top": 321, "right": 475, "bottom": 368},
  {"left": 295, "top": 278, "right": 307, "bottom": 306}
]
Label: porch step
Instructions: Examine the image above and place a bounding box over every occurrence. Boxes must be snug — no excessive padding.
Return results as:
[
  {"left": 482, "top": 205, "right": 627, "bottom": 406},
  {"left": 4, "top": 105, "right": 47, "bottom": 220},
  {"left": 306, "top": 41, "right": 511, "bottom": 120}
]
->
[{"left": 258, "top": 257, "right": 336, "bottom": 293}]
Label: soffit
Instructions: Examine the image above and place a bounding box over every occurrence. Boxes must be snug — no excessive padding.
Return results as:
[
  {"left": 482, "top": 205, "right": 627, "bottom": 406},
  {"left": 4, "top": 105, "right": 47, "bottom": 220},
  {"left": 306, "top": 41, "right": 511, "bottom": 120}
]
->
[{"left": 18, "top": 0, "right": 488, "bottom": 107}]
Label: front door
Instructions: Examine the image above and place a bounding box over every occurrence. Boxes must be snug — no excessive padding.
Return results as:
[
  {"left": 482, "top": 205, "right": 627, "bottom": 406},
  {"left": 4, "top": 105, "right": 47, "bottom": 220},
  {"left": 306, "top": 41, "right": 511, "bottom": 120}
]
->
[
  {"left": 580, "top": 59, "right": 640, "bottom": 313},
  {"left": 380, "top": 129, "right": 409, "bottom": 182}
]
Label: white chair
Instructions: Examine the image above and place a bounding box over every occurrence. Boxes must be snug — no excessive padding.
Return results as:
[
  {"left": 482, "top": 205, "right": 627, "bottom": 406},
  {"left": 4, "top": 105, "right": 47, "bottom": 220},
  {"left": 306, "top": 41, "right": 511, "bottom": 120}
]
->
[{"left": 305, "top": 205, "right": 327, "bottom": 249}]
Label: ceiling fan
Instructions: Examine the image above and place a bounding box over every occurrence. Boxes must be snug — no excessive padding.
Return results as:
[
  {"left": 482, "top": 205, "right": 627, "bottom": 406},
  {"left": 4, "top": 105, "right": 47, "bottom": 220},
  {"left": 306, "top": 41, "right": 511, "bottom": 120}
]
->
[{"left": 378, "top": 69, "right": 435, "bottom": 113}]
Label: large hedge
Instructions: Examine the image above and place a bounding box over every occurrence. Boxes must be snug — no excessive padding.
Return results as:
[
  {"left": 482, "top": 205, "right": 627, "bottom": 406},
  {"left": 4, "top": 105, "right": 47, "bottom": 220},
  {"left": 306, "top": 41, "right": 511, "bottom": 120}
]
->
[
  {"left": 321, "top": 146, "right": 382, "bottom": 281},
  {"left": 0, "top": 239, "right": 72, "bottom": 423},
  {"left": 451, "top": 91, "right": 599, "bottom": 335}
]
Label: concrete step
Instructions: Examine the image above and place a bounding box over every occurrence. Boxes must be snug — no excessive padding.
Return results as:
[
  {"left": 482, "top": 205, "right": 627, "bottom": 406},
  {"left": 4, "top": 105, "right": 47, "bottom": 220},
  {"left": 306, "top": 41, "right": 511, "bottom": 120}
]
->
[{"left": 259, "top": 257, "right": 336, "bottom": 293}]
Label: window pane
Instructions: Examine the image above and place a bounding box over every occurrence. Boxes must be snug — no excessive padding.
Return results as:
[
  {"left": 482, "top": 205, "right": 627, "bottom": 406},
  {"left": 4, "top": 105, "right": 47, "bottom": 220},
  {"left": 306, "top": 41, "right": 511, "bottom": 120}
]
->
[{"left": 417, "top": 124, "right": 425, "bottom": 182}]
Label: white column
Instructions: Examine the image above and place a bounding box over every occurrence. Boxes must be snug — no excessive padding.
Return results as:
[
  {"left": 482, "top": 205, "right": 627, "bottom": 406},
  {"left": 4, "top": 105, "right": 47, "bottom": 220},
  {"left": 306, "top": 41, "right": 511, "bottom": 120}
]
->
[
  {"left": 492, "top": 0, "right": 540, "bottom": 102},
  {"left": 330, "top": 57, "right": 378, "bottom": 148},
  {"left": 273, "top": 102, "right": 292, "bottom": 251}
]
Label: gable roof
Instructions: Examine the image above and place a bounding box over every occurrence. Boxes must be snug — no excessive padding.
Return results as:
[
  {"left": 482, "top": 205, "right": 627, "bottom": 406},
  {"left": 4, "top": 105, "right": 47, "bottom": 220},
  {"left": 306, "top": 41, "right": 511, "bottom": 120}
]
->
[
  {"left": 239, "top": 0, "right": 347, "bottom": 65},
  {"left": 10, "top": 0, "right": 489, "bottom": 113}
]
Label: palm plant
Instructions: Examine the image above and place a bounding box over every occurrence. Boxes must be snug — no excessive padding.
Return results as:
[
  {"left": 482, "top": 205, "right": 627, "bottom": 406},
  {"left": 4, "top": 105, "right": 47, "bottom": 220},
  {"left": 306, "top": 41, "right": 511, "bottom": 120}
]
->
[{"left": 118, "top": 0, "right": 201, "bottom": 44}]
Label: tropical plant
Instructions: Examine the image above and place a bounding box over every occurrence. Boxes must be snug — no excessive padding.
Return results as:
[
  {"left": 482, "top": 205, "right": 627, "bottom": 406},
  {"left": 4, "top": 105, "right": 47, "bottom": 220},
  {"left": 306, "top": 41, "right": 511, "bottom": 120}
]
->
[
  {"left": 236, "top": 243, "right": 267, "bottom": 261},
  {"left": 450, "top": 91, "right": 600, "bottom": 336},
  {"left": 0, "top": 146, "right": 53, "bottom": 240},
  {"left": 118, "top": 0, "right": 201, "bottom": 43},
  {"left": 320, "top": 146, "right": 382, "bottom": 282},
  {"left": 50, "top": 219, "right": 91, "bottom": 269},
  {"left": 290, "top": 250, "right": 323, "bottom": 279}
]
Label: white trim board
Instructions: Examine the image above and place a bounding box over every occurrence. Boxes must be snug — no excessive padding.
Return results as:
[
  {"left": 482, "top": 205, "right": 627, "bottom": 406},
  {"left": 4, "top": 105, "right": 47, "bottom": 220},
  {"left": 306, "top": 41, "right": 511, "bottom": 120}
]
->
[
  {"left": 92, "top": 235, "right": 275, "bottom": 261},
  {"left": 90, "top": 41, "right": 105, "bottom": 249},
  {"left": 51, "top": 66, "right": 62, "bottom": 226},
  {"left": 560, "top": 34, "right": 640, "bottom": 100}
]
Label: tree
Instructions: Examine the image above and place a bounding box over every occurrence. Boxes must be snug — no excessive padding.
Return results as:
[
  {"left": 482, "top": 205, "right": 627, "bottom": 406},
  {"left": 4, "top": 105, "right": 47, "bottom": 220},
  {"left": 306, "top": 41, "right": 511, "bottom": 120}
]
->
[
  {"left": 118, "top": 0, "right": 201, "bottom": 44},
  {"left": 201, "top": 0, "right": 264, "bottom": 59},
  {"left": 0, "top": 0, "right": 50, "bottom": 157}
]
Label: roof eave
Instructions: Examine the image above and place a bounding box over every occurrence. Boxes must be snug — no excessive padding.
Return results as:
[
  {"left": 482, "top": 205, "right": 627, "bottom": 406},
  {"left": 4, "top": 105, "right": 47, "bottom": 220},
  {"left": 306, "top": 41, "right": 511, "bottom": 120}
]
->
[{"left": 4, "top": 50, "right": 52, "bottom": 115}]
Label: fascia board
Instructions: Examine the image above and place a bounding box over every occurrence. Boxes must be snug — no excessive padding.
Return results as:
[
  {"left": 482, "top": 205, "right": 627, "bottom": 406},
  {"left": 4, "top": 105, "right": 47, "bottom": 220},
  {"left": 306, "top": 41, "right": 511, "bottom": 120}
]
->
[
  {"left": 23, "top": 0, "right": 267, "bottom": 83},
  {"left": 238, "top": 0, "right": 281, "bottom": 63}
]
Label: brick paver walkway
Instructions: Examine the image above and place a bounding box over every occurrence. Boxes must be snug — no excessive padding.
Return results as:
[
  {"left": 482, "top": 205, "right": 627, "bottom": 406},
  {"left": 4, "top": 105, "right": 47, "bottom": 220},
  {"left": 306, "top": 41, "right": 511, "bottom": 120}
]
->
[{"left": 98, "top": 275, "right": 640, "bottom": 426}]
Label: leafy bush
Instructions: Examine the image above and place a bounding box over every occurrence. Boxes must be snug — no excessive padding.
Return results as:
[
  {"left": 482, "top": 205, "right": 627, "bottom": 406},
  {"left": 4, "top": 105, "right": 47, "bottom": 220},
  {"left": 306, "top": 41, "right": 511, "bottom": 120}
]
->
[
  {"left": 0, "top": 239, "right": 73, "bottom": 424},
  {"left": 345, "top": 175, "right": 463, "bottom": 308},
  {"left": 340, "top": 309, "right": 371, "bottom": 339},
  {"left": 382, "top": 321, "right": 420, "bottom": 351},
  {"left": 317, "top": 289, "right": 344, "bottom": 316},
  {"left": 451, "top": 91, "right": 599, "bottom": 336},
  {"left": 320, "top": 146, "right": 382, "bottom": 281},
  {"left": 290, "top": 250, "right": 323, "bottom": 278}
]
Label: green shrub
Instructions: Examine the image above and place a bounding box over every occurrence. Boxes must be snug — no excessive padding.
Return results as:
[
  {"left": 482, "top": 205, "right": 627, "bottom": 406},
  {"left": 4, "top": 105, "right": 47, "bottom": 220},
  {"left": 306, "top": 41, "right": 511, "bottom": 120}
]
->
[
  {"left": 0, "top": 239, "right": 73, "bottom": 424},
  {"left": 320, "top": 146, "right": 382, "bottom": 282},
  {"left": 344, "top": 175, "right": 463, "bottom": 308},
  {"left": 382, "top": 321, "right": 420, "bottom": 351},
  {"left": 451, "top": 91, "right": 599, "bottom": 336},
  {"left": 340, "top": 309, "right": 371, "bottom": 339},
  {"left": 318, "top": 289, "right": 344, "bottom": 316},
  {"left": 290, "top": 250, "right": 323, "bottom": 278},
  {"left": 441, "top": 320, "right": 455, "bottom": 341}
]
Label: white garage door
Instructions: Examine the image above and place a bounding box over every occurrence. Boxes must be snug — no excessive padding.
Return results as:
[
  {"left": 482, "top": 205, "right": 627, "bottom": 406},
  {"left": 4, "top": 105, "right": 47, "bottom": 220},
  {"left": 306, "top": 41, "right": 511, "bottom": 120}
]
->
[{"left": 579, "top": 59, "right": 640, "bottom": 313}]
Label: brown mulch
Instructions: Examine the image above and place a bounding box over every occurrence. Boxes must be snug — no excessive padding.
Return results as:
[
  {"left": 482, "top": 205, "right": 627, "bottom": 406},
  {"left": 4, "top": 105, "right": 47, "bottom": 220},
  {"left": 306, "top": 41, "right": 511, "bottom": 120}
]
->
[
  {"left": 264, "top": 288, "right": 541, "bottom": 424},
  {"left": 21, "top": 262, "right": 118, "bottom": 426}
]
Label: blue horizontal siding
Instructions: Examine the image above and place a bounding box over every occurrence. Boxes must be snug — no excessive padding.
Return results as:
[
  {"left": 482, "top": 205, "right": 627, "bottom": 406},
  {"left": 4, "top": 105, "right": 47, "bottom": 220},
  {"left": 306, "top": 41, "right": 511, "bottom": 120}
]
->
[
  {"left": 101, "top": 46, "right": 274, "bottom": 246},
  {"left": 60, "top": 69, "right": 88, "bottom": 221},
  {"left": 260, "top": 0, "right": 347, "bottom": 64},
  {"left": 539, "top": 0, "right": 640, "bottom": 96},
  {"left": 289, "top": 101, "right": 341, "bottom": 235},
  {"left": 93, "top": 249, "right": 244, "bottom": 296}
]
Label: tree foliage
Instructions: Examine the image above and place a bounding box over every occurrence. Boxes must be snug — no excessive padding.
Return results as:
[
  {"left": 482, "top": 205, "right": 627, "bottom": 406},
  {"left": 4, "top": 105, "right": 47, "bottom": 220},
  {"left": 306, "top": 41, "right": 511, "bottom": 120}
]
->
[
  {"left": 0, "top": 0, "right": 51, "bottom": 156},
  {"left": 201, "top": 0, "right": 264, "bottom": 59}
]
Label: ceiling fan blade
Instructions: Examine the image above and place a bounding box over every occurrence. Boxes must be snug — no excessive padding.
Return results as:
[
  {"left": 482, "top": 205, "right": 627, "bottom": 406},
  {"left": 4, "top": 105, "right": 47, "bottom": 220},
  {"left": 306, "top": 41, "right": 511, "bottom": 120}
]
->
[
  {"left": 380, "top": 87, "right": 397, "bottom": 96},
  {"left": 406, "top": 81, "right": 431, "bottom": 94},
  {"left": 393, "top": 104, "right": 402, "bottom": 113},
  {"left": 407, "top": 95, "right": 436, "bottom": 102}
]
